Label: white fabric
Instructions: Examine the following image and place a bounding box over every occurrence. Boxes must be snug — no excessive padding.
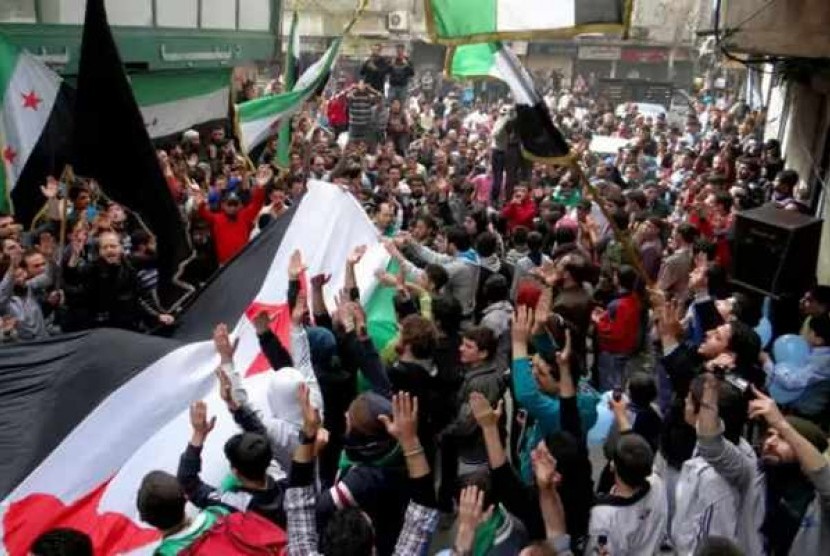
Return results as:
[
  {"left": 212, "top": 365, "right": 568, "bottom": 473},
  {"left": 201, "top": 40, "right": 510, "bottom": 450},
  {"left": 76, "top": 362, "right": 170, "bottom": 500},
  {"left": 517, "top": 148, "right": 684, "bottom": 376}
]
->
[{"left": 496, "top": 0, "right": 575, "bottom": 31}]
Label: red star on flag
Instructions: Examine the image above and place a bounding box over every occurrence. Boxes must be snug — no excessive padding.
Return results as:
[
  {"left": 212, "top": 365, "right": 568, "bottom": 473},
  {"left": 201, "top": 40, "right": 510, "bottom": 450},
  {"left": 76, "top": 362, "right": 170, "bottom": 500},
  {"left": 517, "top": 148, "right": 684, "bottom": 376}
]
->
[
  {"left": 21, "top": 90, "right": 42, "bottom": 110},
  {"left": 243, "top": 271, "right": 310, "bottom": 377},
  {"left": 2, "top": 145, "right": 17, "bottom": 165}
]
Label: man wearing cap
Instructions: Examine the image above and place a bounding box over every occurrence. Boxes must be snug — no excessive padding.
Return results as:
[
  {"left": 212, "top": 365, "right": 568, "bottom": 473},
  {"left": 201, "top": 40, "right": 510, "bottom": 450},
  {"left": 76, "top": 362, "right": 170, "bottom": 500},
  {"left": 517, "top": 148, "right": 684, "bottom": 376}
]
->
[
  {"left": 696, "top": 374, "right": 830, "bottom": 556},
  {"left": 195, "top": 175, "right": 266, "bottom": 265}
]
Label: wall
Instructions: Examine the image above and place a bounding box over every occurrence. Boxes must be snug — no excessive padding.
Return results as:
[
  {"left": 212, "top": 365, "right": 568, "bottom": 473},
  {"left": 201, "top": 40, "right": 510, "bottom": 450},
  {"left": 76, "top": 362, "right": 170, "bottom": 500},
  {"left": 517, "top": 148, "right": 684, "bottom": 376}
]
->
[{"left": 722, "top": 0, "right": 830, "bottom": 58}]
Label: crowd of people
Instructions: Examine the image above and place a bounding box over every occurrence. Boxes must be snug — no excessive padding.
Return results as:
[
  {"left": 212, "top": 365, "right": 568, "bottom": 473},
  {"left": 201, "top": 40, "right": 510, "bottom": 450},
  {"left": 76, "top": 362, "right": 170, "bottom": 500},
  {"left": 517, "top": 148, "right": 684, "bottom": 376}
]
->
[{"left": 13, "top": 43, "right": 830, "bottom": 556}]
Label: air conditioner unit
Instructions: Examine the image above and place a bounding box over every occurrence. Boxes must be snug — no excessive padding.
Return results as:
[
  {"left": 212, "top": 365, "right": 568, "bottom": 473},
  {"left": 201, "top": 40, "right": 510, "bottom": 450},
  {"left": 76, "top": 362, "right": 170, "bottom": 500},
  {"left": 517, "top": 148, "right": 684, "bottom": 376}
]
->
[{"left": 387, "top": 11, "right": 409, "bottom": 32}]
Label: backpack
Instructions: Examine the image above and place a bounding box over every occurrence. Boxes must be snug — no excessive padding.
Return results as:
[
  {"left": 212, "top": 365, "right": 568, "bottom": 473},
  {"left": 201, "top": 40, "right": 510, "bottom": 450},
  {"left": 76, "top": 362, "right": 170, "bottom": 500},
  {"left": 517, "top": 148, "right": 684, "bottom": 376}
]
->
[{"left": 180, "top": 511, "right": 288, "bottom": 555}]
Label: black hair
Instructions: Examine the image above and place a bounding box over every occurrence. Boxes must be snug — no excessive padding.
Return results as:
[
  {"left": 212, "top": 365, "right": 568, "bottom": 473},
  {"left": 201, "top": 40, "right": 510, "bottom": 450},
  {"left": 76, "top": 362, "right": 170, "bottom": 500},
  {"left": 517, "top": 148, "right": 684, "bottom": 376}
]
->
[
  {"left": 511, "top": 225, "right": 529, "bottom": 247},
  {"left": 616, "top": 264, "right": 640, "bottom": 293},
  {"left": 432, "top": 294, "right": 463, "bottom": 334},
  {"left": 462, "top": 327, "right": 498, "bottom": 360},
  {"left": 425, "top": 263, "right": 449, "bottom": 291},
  {"left": 728, "top": 321, "right": 761, "bottom": 370},
  {"left": 809, "top": 285, "right": 830, "bottom": 308},
  {"left": 445, "top": 225, "right": 471, "bottom": 252},
  {"left": 628, "top": 372, "right": 657, "bottom": 408},
  {"left": 625, "top": 189, "right": 647, "bottom": 210},
  {"left": 224, "top": 433, "right": 272, "bottom": 481},
  {"left": 467, "top": 210, "right": 488, "bottom": 235},
  {"left": 730, "top": 292, "right": 761, "bottom": 328},
  {"left": 321, "top": 507, "right": 375, "bottom": 556},
  {"left": 676, "top": 223, "right": 699, "bottom": 245},
  {"left": 706, "top": 263, "right": 729, "bottom": 300},
  {"left": 777, "top": 169, "right": 799, "bottom": 189},
  {"left": 131, "top": 229, "right": 153, "bottom": 250},
  {"left": 693, "top": 536, "right": 744, "bottom": 556},
  {"left": 527, "top": 231, "right": 544, "bottom": 254},
  {"left": 689, "top": 375, "right": 748, "bottom": 445},
  {"left": 809, "top": 313, "right": 830, "bottom": 346},
  {"left": 714, "top": 192, "right": 733, "bottom": 212},
  {"left": 394, "top": 292, "right": 420, "bottom": 321},
  {"left": 612, "top": 433, "right": 654, "bottom": 489},
  {"left": 30, "top": 529, "right": 93, "bottom": 556},
  {"left": 551, "top": 226, "right": 577, "bottom": 246},
  {"left": 483, "top": 274, "right": 510, "bottom": 304},
  {"left": 693, "top": 239, "right": 716, "bottom": 261},
  {"left": 136, "top": 470, "right": 186, "bottom": 530},
  {"left": 609, "top": 208, "right": 628, "bottom": 231},
  {"left": 475, "top": 232, "right": 499, "bottom": 258},
  {"left": 414, "top": 214, "right": 437, "bottom": 233}
]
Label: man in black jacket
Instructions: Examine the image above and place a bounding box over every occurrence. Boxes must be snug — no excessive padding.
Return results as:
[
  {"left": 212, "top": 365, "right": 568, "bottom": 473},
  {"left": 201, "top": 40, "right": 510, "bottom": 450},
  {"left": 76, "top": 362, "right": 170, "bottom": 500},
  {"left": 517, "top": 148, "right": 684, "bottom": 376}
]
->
[
  {"left": 360, "top": 43, "right": 389, "bottom": 95},
  {"left": 387, "top": 44, "right": 414, "bottom": 105},
  {"left": 64, "top": 231, "right": 174, "bottom": 331}
]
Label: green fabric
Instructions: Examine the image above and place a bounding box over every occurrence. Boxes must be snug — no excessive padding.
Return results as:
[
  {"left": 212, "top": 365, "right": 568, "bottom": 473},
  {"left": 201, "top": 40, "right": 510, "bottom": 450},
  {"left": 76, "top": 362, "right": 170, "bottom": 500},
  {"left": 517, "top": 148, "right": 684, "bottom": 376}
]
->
[
  {"left": 449, "top": 42, "right": 500, "bottom": 79},
  {"left": 473, "top": 504, "right": 506, "bottom": 556},
  {"left": 0, "top": 35, "right": 20, "bottom": 105},
  {"left": 130, "top": 69, "right": 229, "bottom": 107},
  {"left": 220, "top": 473, "right": 241, "bottom": 492},
  {"left": 337, "top": 443, "right": 403, "bottom": 472},
  {"left": 551, "top": 188, "right": 582, "bottom": 208},
  {"left": 430, "top": 0, "right": 497, "bottom": 39},
  {"left": 154, "top": 506, "right": 229, "bottom": 555}
]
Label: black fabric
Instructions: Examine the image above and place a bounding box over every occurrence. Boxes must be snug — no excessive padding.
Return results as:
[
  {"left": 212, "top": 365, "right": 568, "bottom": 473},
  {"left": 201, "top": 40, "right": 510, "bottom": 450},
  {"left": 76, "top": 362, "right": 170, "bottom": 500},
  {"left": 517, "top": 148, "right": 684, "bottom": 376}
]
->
[
  {"left": 11, "top": 85, "right": 75, "bottom": 228},
  {"left": 172, "top": 201, "right": 298, "bottom": 342},
  {"left": 515, "top": 102, "right": 570, "bottom": 161},
  {"left": 0, "top": 329, "right": 180, "bottom": 499},
  {"left": 72, "top": 0, "right": 189, "bottom": 306}
]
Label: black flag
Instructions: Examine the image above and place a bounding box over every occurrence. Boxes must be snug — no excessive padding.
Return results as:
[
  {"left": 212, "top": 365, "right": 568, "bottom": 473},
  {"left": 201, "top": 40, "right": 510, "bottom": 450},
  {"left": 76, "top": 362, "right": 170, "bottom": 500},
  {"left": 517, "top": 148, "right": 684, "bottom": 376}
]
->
[{"left": 72, "top": 0, "right": 190, "bottom": 305}]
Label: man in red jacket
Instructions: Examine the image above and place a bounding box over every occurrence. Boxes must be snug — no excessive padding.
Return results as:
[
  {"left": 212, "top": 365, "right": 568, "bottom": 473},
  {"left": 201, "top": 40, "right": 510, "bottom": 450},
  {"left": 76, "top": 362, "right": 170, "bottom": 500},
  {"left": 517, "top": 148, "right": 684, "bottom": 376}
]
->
[
  {"left": 592, "top": 265, "right": 644, "bottom": 391},
  {"left": 197, "top": 184, "right": 266, "bottom": 265},
  {"left": 500, "top": 183, "right": 537, "bottom": 233}
]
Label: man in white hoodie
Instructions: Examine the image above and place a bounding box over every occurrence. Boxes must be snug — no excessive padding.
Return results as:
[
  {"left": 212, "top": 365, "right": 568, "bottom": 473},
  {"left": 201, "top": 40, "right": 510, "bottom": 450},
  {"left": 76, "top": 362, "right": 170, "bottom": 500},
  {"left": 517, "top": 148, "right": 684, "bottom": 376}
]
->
[
  {"left": 669, "top": 374, "right": 761, "bottom": 556},
  {"left": 212, "top": 289, "right": 324, "bottom": 480}
]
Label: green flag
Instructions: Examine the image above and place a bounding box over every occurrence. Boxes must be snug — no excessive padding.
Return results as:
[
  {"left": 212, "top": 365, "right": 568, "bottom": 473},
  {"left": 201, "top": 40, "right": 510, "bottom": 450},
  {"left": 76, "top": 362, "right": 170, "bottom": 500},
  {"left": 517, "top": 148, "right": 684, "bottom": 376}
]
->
[{"left": 425, "top": 0, "right": 632, "bottom": 44}]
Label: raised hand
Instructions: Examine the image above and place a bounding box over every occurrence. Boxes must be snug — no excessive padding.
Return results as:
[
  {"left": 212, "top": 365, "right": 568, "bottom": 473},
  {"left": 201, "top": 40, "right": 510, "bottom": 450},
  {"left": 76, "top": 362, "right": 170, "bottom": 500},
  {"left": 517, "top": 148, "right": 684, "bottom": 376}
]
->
[
  {"left": 253, "top": 310, "right": 272, "bottom": 335},
  {"left": 511, "top": 305, "right": 534, "bottom": 347},
  {"left": 531, "top": 441, "right": 561, "bottom": 490},
  {"left": 310, "top": 273, "right": 331, "bottom": 290},
  {"left": 189, "top": 401, "right": 216, "bottom": 445},
  {"left": 40, "top": 176, "right": 59, "bottom": 200},
  {"left": 378, "top": 391, "right": 419, "bottom": 450},
  {"left": 748, "top": 385, "right": 786, "bottom": 428},
  {"left": 347, "top": 245, "right": 368, "bottom": 266},
  {"left": 212, "top": 323, "right": 238, "bottom": 362},
  {"left": 297, "top": 382, "right": 322, "bottom": 439},
  {"left": 469, "top": 391, "right": 503, "bottom": 429},
  {"left": 291, "top": 289, "right": 308, "bottom": 325},
  {"left": 554, "top": 328, "right": 572, "bottom": 370},
  {"left": 533, "top": 286, "right": 552, "bottom": 334},
  {"left": 455, "top": 485, "right": 494, "bottom": 554},
  {"left": 215, "top": 367, "right": 240, "bottom": 411},
  {"left": 288, "top": 249, "right": 306, "bottom": 280}
]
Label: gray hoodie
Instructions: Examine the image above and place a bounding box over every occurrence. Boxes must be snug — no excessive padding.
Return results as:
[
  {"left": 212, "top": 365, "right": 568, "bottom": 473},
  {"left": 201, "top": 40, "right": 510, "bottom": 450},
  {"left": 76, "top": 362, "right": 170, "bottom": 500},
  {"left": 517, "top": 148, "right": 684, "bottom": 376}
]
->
[
  {"left": 697, "top": 425, "right": 830, "bottom": 556},
  {"left": 480, "top": 301, "right": 514, "bottom": 371},
  {"left": 411, "top": 243, "right": 480, "bottom": 320}
]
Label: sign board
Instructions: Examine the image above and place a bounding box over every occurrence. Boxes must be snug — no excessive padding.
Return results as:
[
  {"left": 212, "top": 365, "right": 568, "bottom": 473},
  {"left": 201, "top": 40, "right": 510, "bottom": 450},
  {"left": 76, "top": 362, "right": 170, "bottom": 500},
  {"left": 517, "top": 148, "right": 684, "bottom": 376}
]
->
[{"left": 578, "top": 46, "right": 621, "bottom": 61}]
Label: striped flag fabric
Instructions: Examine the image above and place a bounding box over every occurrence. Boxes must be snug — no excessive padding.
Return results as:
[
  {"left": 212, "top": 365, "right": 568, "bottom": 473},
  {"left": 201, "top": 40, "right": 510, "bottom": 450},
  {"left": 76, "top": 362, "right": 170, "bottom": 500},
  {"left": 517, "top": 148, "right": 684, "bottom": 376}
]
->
[
  {"left": 0, "top": 35, "right": 72, "bottom": 220},
  {"left": 276, "top": 11, "right": 300, "bottom": 168},
  {"left": 426, "top": 0, "right": 632, "bottom": 44},
  {"left": 0, "top": 181, "right": 390, "bottom": 555},
  {"left": 236, "top": 37, "right": 341, "bottom": 154},
  {"left": 132, "top": 69, "right": 231, "bottom": 140},
  {"left": 447, "top": 41, "right": 570, "bottom": 163}
]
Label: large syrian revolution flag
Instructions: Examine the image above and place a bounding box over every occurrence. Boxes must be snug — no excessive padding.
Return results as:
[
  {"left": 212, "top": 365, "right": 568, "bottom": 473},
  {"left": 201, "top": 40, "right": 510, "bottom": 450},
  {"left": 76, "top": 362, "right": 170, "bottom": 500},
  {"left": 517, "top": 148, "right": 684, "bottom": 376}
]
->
[
  {"left": 0, "top": 181, "right": 390, "bottom": 555},
  {"left": 132, "top": 69, "right": 231, "bottom": 141},
  {"left": 447, "top": 41, "right": 571, "bottom": 163},
  {"left": 0, "top": 34, "right": 73, "bottom": 225},
  {"left": 426, "top": 0, "right": 632, "bottom": 44}
]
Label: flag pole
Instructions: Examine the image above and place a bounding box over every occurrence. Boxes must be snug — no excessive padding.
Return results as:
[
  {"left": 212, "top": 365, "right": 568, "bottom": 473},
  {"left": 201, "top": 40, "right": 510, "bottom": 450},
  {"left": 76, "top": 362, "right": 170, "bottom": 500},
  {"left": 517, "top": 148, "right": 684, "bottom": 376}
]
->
[
  {"left": 565, "top": 155, "right": 653, "bottom": 287},
  {"left": 54, "top": 164, "right": 74, "bottom": 290}
]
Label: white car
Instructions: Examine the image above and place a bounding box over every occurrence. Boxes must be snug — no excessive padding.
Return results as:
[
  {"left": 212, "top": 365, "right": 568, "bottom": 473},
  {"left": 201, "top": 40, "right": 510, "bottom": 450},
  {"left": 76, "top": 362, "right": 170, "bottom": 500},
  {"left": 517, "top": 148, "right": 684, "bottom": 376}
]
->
[{"left": 615, "top": 102, "right": 667, "bottom": 120}]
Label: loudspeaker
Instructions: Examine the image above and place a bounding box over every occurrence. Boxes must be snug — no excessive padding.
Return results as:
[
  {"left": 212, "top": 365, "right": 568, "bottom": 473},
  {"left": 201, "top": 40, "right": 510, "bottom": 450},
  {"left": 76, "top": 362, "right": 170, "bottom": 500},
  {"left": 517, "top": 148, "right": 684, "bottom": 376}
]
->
[{"left": 731, "top": 204, "right": 823, "bottom": 299}]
